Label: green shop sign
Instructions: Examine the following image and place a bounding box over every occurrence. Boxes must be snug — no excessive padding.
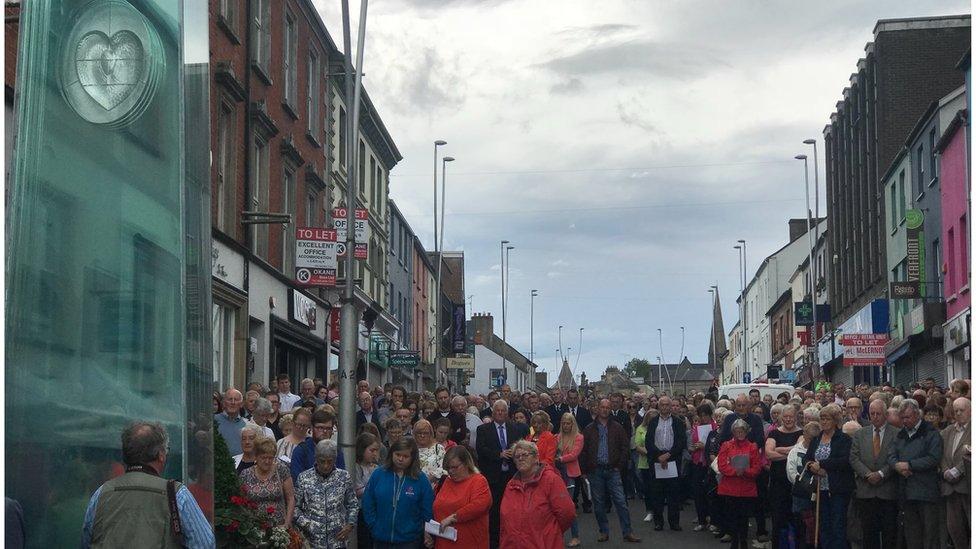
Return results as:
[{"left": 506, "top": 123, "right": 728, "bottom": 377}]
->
[{"left": 905, "top": 208, "right": 926, "bottom": 298}]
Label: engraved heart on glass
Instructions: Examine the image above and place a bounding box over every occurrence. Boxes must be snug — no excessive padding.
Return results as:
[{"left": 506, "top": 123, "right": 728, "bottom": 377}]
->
[{"left": 75, "top": 30, "right": 145, "bottom": 111}]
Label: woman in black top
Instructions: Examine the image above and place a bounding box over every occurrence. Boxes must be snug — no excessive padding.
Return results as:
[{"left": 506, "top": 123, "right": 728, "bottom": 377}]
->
[{"left": 765, "top": 404, "right": 802, "bottom": 549}]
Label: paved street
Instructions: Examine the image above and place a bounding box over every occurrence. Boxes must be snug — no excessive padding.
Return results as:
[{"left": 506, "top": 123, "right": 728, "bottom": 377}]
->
[{"left": 569, "top": 498, "right": 726, "bottom": 549}]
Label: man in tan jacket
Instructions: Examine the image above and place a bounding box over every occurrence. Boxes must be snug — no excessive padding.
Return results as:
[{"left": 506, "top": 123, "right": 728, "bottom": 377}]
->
[{"left": 941, "top": 397, "right": 971, "bottom": 549}]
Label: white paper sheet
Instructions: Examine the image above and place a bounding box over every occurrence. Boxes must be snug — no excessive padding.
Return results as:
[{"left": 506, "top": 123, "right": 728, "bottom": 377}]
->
[
  {"left": 654, "top": 461, "right": 678, "bottom": 479},
  {"left": 425, "top": 520, "right": 459, "bottom": 541},
  {"left": 696, "top": 424, "right": 713, "bottom": 443}
]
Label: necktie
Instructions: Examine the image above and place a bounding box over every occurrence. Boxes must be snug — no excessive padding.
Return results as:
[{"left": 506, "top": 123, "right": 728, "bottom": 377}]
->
[
  {"left": 499, "top": 425, "right": 509, "bottom": 471},
  {"left": 873, "top": 428, "right": 881, "bottom": 458}
]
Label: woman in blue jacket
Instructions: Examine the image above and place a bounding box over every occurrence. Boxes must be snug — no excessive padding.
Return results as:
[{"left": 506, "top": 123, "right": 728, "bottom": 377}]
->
[{"left": 362, "top": 438, "right": 434, "bottom": 549}]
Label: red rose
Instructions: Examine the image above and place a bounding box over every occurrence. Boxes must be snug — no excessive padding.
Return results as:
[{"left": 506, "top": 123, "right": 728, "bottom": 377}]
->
[
  {"left": 266, "top": 506, "right": 276, "bottom": 515},
  {"left": 228, "top": 520, "right": 240, "bottom": 532}
]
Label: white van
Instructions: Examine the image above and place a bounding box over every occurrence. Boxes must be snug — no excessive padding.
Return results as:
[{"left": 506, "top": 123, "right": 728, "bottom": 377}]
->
[{"left": 717, "top": 383, "right": 797, "bottom": 401}]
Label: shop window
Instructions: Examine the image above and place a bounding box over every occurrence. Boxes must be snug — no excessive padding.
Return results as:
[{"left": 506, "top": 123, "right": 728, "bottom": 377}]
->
[{"left": 213, "top": 302, "right": 236, "bottom": 389}]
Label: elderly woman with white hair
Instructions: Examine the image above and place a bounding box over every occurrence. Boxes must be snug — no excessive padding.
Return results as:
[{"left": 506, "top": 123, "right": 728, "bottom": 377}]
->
[
  {"left": 717, "top": 418, "right": 763, "bottom": 549},
  {"left": 250, "top": 397, "right": 276, "bottom": 440},
  {"left": 294, "top": 439, "right": 359, "bottom": 549},
  {"left": 234, "top": 423, "right": 268, "bottom": 473}
]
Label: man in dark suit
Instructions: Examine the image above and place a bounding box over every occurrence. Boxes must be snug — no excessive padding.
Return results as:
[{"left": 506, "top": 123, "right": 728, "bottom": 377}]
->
[
  {"left": 645, "top": 395, "right": 687, "bottom": 531},
  {"left": 354, "top": 391, "right": 383, "bottom": 437},
  {"left": 850, "top": 399, "right": 897, "bottom": 549},
  {"left": 427, "top": 386, "right": 467, "bottom": 445},
  {"left": 581, "top": 399, "right": 641, "bottom": 543},
  {"left": 476, "top": 399, "right": 528, "bottom": 549},
  {"left": 609, "top": 393, "right": 633, "bottom": 439},
  {"left": 546, "top": 390, "right": 567, "bottom": 433}
]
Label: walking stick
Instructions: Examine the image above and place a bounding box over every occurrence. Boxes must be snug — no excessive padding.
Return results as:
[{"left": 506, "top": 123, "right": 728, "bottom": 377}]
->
[{"left": 813, "top": 477, "right": 821, "bottom": 548}]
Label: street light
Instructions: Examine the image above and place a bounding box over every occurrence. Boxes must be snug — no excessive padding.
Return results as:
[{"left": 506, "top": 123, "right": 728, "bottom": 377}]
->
[
  {"left": 503, "top": 244, "right": 514, "bottom": 387},
  {"left": 558, "top": 325, "right": 564, "bottom": 363},
  {"left": 500, "top": 240, "right": 510, "bottom": 384},
  {"left": 796, "top": 154, "right": 819, "bottom": 373},
  {"left": 433, "top": 141, "right": 446, "bottom": 251},
  {"left": 574, "top": 327, "right": 584, "bottom": 375},
  {"left": 737, "top": 239, "right": 748, "bottom": 381},
  {"left": 804, "top": 138, "right": 826, "bottom": 326},
  {"left": 530, "top": 290, "right": 539, "bottom": 363},
  {"left": 433, "top": 155, "right": 454, "bottom": 383}
]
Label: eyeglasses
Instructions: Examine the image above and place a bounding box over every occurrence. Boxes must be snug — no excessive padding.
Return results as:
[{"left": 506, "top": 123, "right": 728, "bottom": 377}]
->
[{"left": 313, "top": 425, "right": 334, "bottom": 433}]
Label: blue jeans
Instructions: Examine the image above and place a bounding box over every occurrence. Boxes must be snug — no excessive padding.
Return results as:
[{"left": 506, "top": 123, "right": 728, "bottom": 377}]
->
[
  {"left": 817, "top": 491, "right": 849, "bottom": 549},
  {"left": 589, "top": 466, "right": 632, "bottom": 536}
]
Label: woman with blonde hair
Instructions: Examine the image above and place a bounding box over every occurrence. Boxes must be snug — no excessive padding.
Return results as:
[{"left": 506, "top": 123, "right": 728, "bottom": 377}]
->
[
  {"left": 803, "top": 404, "right": 854, "bottom": 549},
  {"left": 555, "top": 413, "right": 584, "bottom": 547},
  {"left": 414, "top": 419, "right": 447, "bottom": 486},
  {"left": 526, "top": 411, "right": 557, "bottom": 466}
]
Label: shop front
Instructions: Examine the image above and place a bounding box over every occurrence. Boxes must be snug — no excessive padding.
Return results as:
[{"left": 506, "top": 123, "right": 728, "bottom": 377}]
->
[
  {"left": 212, "top": 237, "right": 248, "bottom": 390},
  {"left": 944, "top": 308, "right": 971, "bottom": 381},
  {"left": 886, "top": 301, "right": 947, "bottom": 388},
  {"left": 822, "top": 299, "right": 889, "bottom": 387}
]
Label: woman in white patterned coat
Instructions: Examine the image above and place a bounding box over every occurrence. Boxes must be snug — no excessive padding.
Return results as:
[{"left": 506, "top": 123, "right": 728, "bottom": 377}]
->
[{"left": 294, "top": 439, "right": 360, "bottom": 549}]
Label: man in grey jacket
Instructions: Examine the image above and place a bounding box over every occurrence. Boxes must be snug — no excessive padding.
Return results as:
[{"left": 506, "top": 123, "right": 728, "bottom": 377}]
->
[
  {"left": 888, "top": 399, "right": 943, "bottom": 549},
  {"left": 849, "top": 399, "right": 897, "bottom": 549}
]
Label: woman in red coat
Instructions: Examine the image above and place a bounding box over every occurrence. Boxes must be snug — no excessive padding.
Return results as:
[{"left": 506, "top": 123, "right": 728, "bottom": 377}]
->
[
  {"left": 717, "top": 418, "right": 763, "bottom": 549},
  {"left": 527, "top": 411, "right": 557, "bottom": 466},
  {"left": 500, "top": 440, "right": 576, "bottom": 549},
  {"left": 427, "top": 446, "right": 492, "bottom": 549}
]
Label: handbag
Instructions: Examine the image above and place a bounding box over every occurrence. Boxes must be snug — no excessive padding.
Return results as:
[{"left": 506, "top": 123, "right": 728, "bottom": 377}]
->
[{"left": 791, "top": 469, "right": 818, "bottom": 498}]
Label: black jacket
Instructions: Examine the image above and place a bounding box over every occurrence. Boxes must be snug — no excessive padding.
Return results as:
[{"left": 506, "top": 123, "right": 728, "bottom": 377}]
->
[
  {"left": 804, "top": 431, "right": 855, "bottom": 496},
  {"left": 719, "top": 412, "right": 766, "bottom": 450},
  {"left": 355, "top": 410, "right": 383, "bottom": 437},
  {"left": 645, "top": 415, "right": 687, "bottom": 477},
  {"left": 546, "top": 404, "right": 567, "bottom": 433},
  {"left": 476, "top": 421, "right": 528, "bottom": 487},
  {"left": 610, "top": 409, "right": 633, "bottom": 440},
  {"left": 889, "top": 420, "right": 943, "bottom": 502},
  {"left": 566, "top": 405, "right": 593, "bottom": 431},
  {"left": 427, "top": 410, "right": 468, "bottom": 445}
]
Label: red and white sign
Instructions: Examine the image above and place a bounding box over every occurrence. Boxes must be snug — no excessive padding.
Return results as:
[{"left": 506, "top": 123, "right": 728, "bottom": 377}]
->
[
  {"left": 295, "top": 227, "right": 338, "bottom": 286},
  {"left": 333, "top": 208, "right": 368, "bottom": 260},
  {"left": 840, "top": 333, "right": 889, "bottom": 367}
]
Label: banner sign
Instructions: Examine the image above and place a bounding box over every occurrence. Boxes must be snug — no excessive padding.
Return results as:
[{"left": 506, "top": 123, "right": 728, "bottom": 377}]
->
[
  {"left": 905, "top": 209, "right": 925, "bottom": 297},
  {"left": 444, "top": 357, "right": 475, "bottom": 372},
  {"left": 388, "top": 351, "right": 420, "bottom": 368},
  {"left": 295, "top": 227, "right": 337, "bottom": 286},
  {"left": 451, "top": 304, "right": 466, "bottom": 352},
  {"left": 333, "top": 208, "right": 368, "bottom": 259},
  {"left": 840, "top": 333, "right": 889, "bottom": 366},
  {"left": 289, "top": 289, "right": 317, "bottom": 329}
]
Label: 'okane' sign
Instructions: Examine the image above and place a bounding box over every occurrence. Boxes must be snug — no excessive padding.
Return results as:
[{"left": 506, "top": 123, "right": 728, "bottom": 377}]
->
[{"left": 295, "top": 227, "right": 338, "bottom": 286}]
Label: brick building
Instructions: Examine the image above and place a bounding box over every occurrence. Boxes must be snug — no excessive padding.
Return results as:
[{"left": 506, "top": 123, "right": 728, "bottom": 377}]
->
[
  {"left": 209, "top": 0, "right": 402, "bottom": 391},
  {"left": 823, "top": 15, "right": 970, "bottom": 337}
]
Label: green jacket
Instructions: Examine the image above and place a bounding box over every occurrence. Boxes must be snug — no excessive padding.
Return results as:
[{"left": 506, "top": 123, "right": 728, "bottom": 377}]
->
[{"left": 90, "top": 471, "right": 184, "bottom": 549}]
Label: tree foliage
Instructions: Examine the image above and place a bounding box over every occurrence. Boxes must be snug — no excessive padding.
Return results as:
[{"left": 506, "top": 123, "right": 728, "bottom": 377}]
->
[{"left": 623, "top": 358, "right": 652, "bottom": 379}]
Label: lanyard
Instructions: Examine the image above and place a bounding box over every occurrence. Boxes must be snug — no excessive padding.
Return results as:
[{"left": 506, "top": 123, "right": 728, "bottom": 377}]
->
[{"left": 392, "top": 473, "right": 405, "bottom": 512}]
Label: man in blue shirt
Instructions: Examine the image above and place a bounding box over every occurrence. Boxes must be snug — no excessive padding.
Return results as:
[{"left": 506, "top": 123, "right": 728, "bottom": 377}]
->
[
  {"left": 291, "top": 409, "right": 345, "bottom": 482},
  {"left": 215, "top": 388, "right": 246, "bottom": 455},
  {"left": 82, "top": 421, "right": 214, "bottom": 548}
]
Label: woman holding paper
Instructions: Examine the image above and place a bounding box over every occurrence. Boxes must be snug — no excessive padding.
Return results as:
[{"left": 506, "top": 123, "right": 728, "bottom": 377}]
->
[
  {"left": 499, "top": 440, "right": 576, "bottom": 549},
  {"left": 425, "top": 446, "right": 491, "bottom": 549},
  {"left": 717, "top": 419, "right": 763, "bottom": 549}
]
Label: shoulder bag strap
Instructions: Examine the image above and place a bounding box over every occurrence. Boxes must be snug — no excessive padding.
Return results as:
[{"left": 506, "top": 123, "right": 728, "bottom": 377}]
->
[{"left": 167, "top": 479, "right": 186, "bottom": 546}]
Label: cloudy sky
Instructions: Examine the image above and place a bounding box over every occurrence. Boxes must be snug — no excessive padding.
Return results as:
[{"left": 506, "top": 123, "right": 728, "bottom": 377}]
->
[{"left": 312, "top": 0, "right": 969, "bottom": 383}]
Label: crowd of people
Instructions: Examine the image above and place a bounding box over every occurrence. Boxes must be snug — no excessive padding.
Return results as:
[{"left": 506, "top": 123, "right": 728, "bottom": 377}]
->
[{"left": 209, "top": 374, "right": 972, "bottom": 549}]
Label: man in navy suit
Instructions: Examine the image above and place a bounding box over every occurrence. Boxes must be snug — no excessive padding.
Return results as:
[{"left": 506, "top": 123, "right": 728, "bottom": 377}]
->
[
  {"left": 477, "top": 399, "right": 528, "bottom": 549},
  {"left": 564, "top": 388, "right": 593, "bottom": 512}
]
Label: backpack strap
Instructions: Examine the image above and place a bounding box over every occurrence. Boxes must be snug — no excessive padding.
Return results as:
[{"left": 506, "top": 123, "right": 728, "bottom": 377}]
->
[{"left": 166, "top": 480, "right": 186, "bottom": 546}]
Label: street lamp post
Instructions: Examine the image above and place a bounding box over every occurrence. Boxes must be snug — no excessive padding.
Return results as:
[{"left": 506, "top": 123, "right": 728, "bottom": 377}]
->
[
  {"left": 500, "top": 240, "right": 509, "bottom": 386},
  {"left": 558, "top": 325, "right": 564, "bottom": 363},
  {"left": 432, "top": 140, "right": 446, "bottom": 250},
  {"left": 804, "top": 138, "right": 827, "bottom": 334},
  {"left": 737, "top": 239, "right": 748, "bottom": 381},
  {"left": 434, "top": 156, "right": 454, "bottom": 385},
  {"left": 796, "top": 154, "right": 819, "bottom": 373},
  {"left": 503, "top": 244, "right": 514, "bottom": 388},
  {"left": 530, "top": 290, "right": 538, "bottom": 363}
]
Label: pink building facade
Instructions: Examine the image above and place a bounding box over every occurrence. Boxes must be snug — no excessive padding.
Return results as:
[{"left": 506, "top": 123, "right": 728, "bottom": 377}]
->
[{"left": 938, "top": 109, "right": 970, "bottom": 379}]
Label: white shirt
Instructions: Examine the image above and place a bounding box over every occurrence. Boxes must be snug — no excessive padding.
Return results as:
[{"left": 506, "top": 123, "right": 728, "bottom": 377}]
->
[
  {"left": 279, "top": 392, "right": 301, "bottom": 412},
  {"left": 655, "top": 416, "right": 674, "bottom": 451}
]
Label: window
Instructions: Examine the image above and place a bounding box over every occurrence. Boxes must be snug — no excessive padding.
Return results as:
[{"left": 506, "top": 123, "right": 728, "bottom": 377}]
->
[
  {"left": 369, "top": 156, "right": 378, "bottom": 206},
  {"left": 282, "top": 12, "right": 297, "bottom": 109},
  {"left": 250, "top": 137, "right": 270, "bottom": 258},
  {"left": 338, "top": 107, "right": 347, "bottom": 168},
  {"left": 282, "top": 169, "right": 296, "bottom": 274},
  {"left": 358, "top": 141, "right": 366, "bottom": 196},
  {"left": 889, "top": 183, "right": 897, "bottom": 229},
  {"left": 897, "top": 170, "right": 905, "bottom": 221},
  {"left": 306, "top": 191, "right": 317, "bottom": 227},
  {"left": 960, "top": 215, "right": 969, "bottom": 287},
  {"left": 948, "top": 227, "right": 956, "bottom": 292},
  {"left": 307, "top": 50, "right": 321, "bottom": 138},
  {"left": 216, "top": 101, "right": 236, "bottom": 235},
  {"left": 219, "top": 0, "right": 239, "bottom": 35},
  {"left": 928, "top": 128, "right": 937, "bottom": 183},
  {"left": 249, "top": 0, "right": 271, "bottom": 76},
  {"left": 213, "top": 303, "right": 236, "bottom": 389},
  {"left": 915, "top": 145, "right": 924, "bottom": 197}
]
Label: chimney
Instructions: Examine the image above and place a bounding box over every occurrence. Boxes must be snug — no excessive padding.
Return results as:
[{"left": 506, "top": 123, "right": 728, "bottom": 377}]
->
[{"left": 788, "top": 218, "right": 809, "bottom": 243}]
